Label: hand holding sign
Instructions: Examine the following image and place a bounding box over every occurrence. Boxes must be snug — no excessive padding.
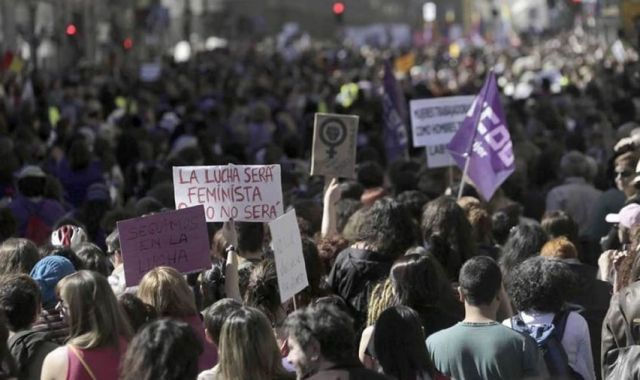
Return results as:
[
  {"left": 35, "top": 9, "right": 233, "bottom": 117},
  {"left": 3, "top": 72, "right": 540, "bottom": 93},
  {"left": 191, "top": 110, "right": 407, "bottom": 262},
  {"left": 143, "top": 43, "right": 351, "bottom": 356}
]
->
[{"left": 311, "top": 113, "right": 358, "bottom": 179}]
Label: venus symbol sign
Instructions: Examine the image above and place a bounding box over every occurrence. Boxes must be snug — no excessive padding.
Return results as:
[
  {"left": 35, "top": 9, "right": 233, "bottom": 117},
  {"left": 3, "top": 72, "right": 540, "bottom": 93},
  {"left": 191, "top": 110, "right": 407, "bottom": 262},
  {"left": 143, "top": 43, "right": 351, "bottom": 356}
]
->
[{"left": 311, "top": 113, "right": 359, "bottom": 179}]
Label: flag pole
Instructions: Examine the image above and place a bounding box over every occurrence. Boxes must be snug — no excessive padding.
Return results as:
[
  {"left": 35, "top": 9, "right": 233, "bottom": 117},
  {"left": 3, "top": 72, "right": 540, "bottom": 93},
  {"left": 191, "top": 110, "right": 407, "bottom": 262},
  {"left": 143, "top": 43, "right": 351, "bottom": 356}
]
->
[{"left": 456, "top": 69, "right": 494, "bottom": 200}]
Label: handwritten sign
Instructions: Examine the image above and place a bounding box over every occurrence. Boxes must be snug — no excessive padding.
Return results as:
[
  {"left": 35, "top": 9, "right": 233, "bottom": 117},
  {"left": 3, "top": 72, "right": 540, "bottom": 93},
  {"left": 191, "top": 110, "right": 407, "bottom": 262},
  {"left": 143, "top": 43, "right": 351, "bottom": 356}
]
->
[
  {"left": 117, "top": 206, "right": 210, "bottom": 286},
  {"left": 310, "top": 113, "right": 359, "bottom": 179},
  {"left": 410, "top": 96, "right": 474, "bottom": 147},
  {"left": 173, "top": 164, "right": 284, "bottom": 222},
  {"left": 426, "top": 144, "right": 455, "bottom": 168},
  {"left": 268, "top": 209, "right": 308, "bottom": 303}
]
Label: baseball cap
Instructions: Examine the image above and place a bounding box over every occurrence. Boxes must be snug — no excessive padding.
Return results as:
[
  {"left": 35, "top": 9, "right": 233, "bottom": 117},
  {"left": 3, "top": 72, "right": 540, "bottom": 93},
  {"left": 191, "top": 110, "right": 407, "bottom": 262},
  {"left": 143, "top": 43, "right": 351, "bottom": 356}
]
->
[
  {"left": 606, "top": 204, "right": 640, "bottom": 229},
  {"left": 16, "top": 165, "right": 46, "bottom": 179}
]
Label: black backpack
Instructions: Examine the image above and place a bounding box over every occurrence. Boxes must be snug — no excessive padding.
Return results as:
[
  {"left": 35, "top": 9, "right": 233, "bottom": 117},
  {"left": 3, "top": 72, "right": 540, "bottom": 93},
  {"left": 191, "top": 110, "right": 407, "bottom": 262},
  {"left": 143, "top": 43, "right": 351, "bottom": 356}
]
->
[{"left": 511, "top": 311, "right": 583, "bottom": 380}]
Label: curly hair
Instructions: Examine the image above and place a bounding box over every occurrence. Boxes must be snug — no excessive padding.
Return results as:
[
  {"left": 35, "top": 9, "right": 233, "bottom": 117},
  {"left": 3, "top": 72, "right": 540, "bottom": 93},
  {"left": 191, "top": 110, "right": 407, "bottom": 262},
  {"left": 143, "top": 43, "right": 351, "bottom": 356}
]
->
[
  {"left": 244, "top": 259, "right": 281, "bottom": 324},
  {"left": 366, "top": 278, "right": 396, "bottom": 326},
  {"left": 499, "top": 224, "right": 548, "bottom": 276},
  {"left": 506, "top": 257, "right": 576, "bottom": 314},
  {"left": 421, "top": 196, "right": 475, "bottom": 280},
  {"left": 120, "top": 319, "right": 203, "bottom": 380},
  {"left": 357, "top": 198, "right": 418, "bottom": 259}
]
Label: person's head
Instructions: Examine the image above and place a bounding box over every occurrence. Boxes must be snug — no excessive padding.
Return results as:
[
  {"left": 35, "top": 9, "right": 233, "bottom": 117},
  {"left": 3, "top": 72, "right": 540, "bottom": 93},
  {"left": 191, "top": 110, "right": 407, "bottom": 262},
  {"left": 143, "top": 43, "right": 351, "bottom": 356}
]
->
[
  {"left": 237, "top": 222, "right": 265, "bottom": 254},
  {"left": 499, "top": 224, "right": 548, "bottom": 275},
  {"left": 390, "top": 253, "right": 451, "bottom": 310},
  {"left": 137, "top": 266, "right": 198, "bottom": 318},
  {"left": 421, "top": 196, "right": 475, "bottom": 280},
  {"left": 74, "top": 242, "right": 110, "bottom": 276},
  {"left": 285, "top": 304, "right": 357, "bottom": 379},
  {"left": 367, "top": 278, "right": 396, "bottom": 327},
  {"left": 606, "top": 203, "right": 640, "bottom": 245},
  {"left": 317, "top": 236, "right": 349, "bottom": 275},
  {"left": 372, "top": 306, "right": 434, "bottom": 379},
  {"left": 203, "top": 298, "right": 243, "bottom": 345},
  {"left": 388, "top": 160, "right": 421, "bottom": 194},
  {"left": 396, "top": 190, "right": 430, "bottom": 222},
  {"left": 541, "top": 210, "right": 579, "bottom": 247},
  {"left": 491, "top": 205, "right": 521, "bottom": 246},
  {"left": 357, "top": 198, "right": 418, "bottom": 259},
  {"left": 219, "top": 306, "right": 289, "bottom": 380},
  {"left": 117, "top": 293, "right": 157, "bottom": 332},
  {"left": 120, "top": 319, "right": 203, "bottom": 380},
  {"left": 335, "top": 198, "right": 361, "bottom": 233},
  {"left": 0, "top": 238, "right": 40, "bottom": 275},
  {"left": 0, "top": 274, "right": 41, "bottom": 332},
  {"left": 105, "top": 228, "right": 122, "bottom": 265},
  {"left": 559, "top": 150, "right": 590, "bottom": 180},
  {"left": 244, "top": 259, "right": 283, "bottom": 327},
  {"left": 614, "top": 151, "right": 639, "bottom": 196},
  {"left": 357, "top": 161, "right": 384, "bottom": 189},
  {"left": 57, "top": 270, "right": 132, "bottom": 349},
  {"left": 15, "top": 165, "right": 46, "bottom": 197},
  {"left": 540, "top": 237, "right": 578, "bottom": 260},
  {"left": 458, "top": 256, "right": 502, "bottom": 308},
  {"left": 506, "top": 257, "right": 575, "bottom": 314},
  {"left": 30, "top": 255, "right": 76, "bottom": 308},
  {"left": 199, "top": 263, "right": 226, "bottom": 309},
  {"left": 467, "top": 206, "right": 493, "bottom": 245}
]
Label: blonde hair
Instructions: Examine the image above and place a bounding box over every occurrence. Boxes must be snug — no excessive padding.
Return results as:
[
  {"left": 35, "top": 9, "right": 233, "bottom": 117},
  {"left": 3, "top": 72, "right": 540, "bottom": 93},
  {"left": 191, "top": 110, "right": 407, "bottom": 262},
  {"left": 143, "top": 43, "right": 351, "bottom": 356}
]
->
[
  {"left": 367, "top": 278, "right": 396, "bottom": 326},
  {"left": 219, "top": 307, "right": 292, "bottom": 380},
  {"left": 57, "top": 270, "right": 132, "bottom": 349},
  {"left": 540, "top": 237, "right": 578, "bottom": 260},
  {"left": 137, "top": 267, "right": 197, "bottom": 318}
]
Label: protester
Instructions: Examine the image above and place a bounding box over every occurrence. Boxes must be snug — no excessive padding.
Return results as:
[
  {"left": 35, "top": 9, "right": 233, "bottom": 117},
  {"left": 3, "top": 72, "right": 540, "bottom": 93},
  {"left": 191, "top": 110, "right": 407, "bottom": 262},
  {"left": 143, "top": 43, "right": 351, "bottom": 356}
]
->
[
  {"left": 40, "top": 270, "right": 132, "bottom": 380},
  {"left": 202, "top": 299, "right": 243, "bottom": 348},
  {"left": 504, "top": 256, "right": 596, "bottom": 380},
  {"left": 200, "top": 306, "right": 293, "bottom": 380},
  {"left": 328, "top": 198, "right": 417, "bottom": 328},
  {"left": 0, "top": 274, "right": 58, "bottom": 380},
  {"left": 121, "top": 319, "right": 203, "bottom": 380},
  {"left": 285, "top": 303, "right": 390, "bottom": 379},
  {"left": 136, "top": 266, "right": 218, "bottom": 372},
  {"left": 372, "top": 306, "right": 436, "bottom": 380},
  {"left": 426, "top": 256, "right": 541, "bottom": 379},
  {"left": 0, "top": 312, "right": 19, "bottom": 380},
  {"left": 498, "top": 224, "right": 548, "bottom": 276},
  {"left": 117, "top": 293, "right": 157, "bottom": 333},
  {"left": 30, "top": 256, "right": 75, "bottom": 345},
  {"left": 74, "top": 242, "right": 110, "bottom": 276}
]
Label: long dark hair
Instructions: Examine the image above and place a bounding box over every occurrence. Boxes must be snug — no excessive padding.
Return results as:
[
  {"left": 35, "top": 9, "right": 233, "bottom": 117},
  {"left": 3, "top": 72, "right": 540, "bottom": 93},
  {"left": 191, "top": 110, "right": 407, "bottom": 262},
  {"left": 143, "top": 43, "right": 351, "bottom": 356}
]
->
[
  {"left": 390, "top": 253, "right": 452, "bottom": 310},
  {"left": 373, "top": 306, "right": 435, "bottom": 379},
  {"left": 499, "top": 224, "right": 548, "bottom": 276},
  {"left": 421, "top": 196, "right": 475, "bottom": 280}
]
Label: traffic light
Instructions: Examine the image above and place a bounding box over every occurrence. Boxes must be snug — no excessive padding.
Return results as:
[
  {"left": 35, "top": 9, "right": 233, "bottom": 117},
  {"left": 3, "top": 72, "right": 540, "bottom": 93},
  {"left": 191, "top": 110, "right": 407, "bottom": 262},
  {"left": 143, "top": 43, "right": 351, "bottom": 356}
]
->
[
  {"left": 332, "top": 2, "right": 345, "bottom": 24},
  {"left": 123, "top": 37, "right": 133, "bottom": 50},
  {"left": 65, "top": 24, "right": 77, "bottom": 36}
]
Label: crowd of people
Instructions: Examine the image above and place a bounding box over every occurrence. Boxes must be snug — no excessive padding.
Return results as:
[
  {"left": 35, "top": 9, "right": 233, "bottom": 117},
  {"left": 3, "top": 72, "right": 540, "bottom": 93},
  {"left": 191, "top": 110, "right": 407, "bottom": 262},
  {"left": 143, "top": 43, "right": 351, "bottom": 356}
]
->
[{"left": 1, "top": 22, "right": 640, "bottom": 380}]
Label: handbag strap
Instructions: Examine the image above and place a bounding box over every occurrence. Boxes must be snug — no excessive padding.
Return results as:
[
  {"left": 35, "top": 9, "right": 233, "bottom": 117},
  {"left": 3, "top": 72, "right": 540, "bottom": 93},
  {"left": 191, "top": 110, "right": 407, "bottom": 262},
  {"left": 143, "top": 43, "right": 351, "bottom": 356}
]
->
[{"left": 68, "top": 345, "right": 98, "bottom": 380}]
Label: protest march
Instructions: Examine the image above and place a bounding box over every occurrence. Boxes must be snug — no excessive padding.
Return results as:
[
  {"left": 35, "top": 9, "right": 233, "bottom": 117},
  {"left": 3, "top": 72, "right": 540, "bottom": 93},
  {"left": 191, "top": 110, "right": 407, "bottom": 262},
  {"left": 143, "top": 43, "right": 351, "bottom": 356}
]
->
[{"left": 3, "top": 6, "right": 640, "bottom": 380}]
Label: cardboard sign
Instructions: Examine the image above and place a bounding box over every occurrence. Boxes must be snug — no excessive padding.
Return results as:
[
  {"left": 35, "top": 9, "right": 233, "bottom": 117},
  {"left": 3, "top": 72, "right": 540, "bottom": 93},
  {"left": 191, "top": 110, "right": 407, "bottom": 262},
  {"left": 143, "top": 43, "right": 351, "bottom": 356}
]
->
[
  {"left": 410, "top": 96, "right": 475, "bottom": 147},
  {"left": 310, "top": 113, "right": 359, "bottom": 179},
  {"left": 173, "top": 164, "right": 284, "bottom": 222},
  {"left": 117, "top": 206, "right": 210, "bottom": 286},
  {"left": 269, "top": 209, "right": 308, "bottom": 303},
  {"left": 426, "top": 144, "right": 455, "bottom": 168}
]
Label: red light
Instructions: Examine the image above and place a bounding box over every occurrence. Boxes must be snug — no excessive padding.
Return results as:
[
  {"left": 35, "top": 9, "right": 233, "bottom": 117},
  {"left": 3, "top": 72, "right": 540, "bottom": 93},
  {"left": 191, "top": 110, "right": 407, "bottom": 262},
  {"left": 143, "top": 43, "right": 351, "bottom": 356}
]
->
[
  {"left": 123, "top": 38, "right": 133, "bottom": 50},
  {"left": 333, "top": 2, "right": 345, "bottom": 15},
  {"left": 65, "top": 24, "right": 77, "bottom": 36}
]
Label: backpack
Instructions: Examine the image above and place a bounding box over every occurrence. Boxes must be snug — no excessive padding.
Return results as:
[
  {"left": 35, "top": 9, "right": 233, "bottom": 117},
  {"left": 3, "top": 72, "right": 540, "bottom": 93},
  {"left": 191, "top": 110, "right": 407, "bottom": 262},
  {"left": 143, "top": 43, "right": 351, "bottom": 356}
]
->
[
  {"left": 603, "top": 293, "right": 640, "bottom": 380},
  {"left": 24, "top": 202, "right": 52, "bottom": 246},
  {"left": 511, "top": 311, "right": 583, "bottom": 380}
]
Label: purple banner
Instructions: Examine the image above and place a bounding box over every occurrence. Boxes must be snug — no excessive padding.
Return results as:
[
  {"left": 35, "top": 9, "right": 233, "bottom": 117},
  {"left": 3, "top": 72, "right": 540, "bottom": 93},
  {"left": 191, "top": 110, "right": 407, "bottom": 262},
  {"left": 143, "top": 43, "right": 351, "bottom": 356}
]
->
[
  {"left": 382, "top": 61, "right": 409, "bottom": 162},
  {"left": 446, "top": 72, "right": 515, "bottom": 201},
  {"left": 117, "top": 206, "right": 210, "bottom": 286}
]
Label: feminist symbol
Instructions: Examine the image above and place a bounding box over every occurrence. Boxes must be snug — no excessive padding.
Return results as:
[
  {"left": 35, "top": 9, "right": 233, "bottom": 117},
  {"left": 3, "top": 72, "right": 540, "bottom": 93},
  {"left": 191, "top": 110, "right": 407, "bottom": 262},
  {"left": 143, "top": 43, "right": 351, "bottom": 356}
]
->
[{"left": 319, "top": 118, "right": 347, "bottom": 159}]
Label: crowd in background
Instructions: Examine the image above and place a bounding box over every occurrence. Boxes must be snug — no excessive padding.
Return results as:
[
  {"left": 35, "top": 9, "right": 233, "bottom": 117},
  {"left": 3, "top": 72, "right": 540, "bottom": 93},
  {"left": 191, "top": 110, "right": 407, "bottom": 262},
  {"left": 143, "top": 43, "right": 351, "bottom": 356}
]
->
[{"left": 1, "top": 24, "right": 640, "bottom": 379}]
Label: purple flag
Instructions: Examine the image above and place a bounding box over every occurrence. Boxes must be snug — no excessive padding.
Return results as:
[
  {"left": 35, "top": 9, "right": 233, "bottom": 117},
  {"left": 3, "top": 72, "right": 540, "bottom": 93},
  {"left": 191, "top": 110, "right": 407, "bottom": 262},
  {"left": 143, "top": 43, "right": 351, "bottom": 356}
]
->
[
  {"left": 446, "top": 72, "right": 515, "bottom": 201},
  {"left": 382, "top": 62, "right": 409, "bottom": 162}
]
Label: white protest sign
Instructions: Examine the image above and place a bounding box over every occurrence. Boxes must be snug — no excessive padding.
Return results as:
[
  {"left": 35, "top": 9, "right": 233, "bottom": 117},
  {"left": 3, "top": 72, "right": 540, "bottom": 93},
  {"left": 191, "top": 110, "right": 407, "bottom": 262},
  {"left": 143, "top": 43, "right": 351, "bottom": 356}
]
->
[
  {"left": 269, "top": 209, "right": 308, "bottom": 303},
  {"left": 410, "top": 96, "right": 474, "bottom": 147},
  {"left": 310, "top": 113, "right": 359, "bottom": 179},
  {"left": 173, "top": 164, "right": 284, "bottom": 222},
  {"left": 425, "top": 144, "right": 455, "bottom": 168}
]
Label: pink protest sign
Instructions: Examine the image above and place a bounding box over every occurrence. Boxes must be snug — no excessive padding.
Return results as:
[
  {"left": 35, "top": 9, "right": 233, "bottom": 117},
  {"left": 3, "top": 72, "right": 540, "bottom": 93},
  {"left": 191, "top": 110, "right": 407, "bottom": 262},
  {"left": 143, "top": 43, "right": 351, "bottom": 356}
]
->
[{"left": 117, "top": 206, "right": 210, "bottom": 286}]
